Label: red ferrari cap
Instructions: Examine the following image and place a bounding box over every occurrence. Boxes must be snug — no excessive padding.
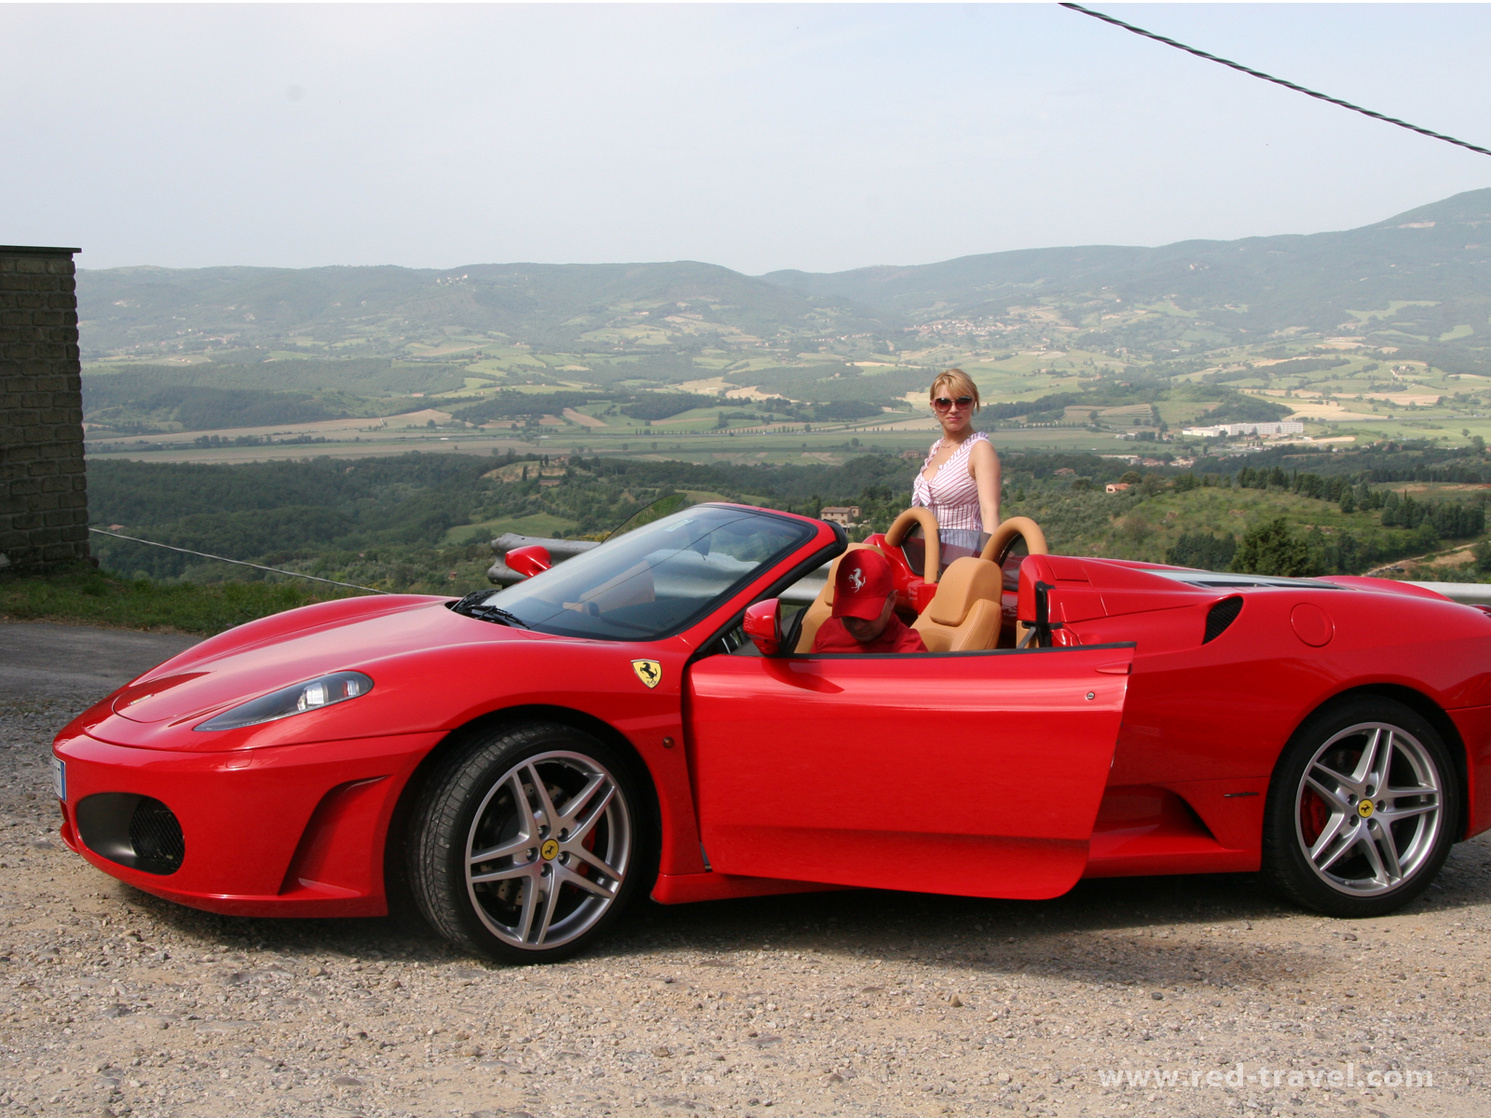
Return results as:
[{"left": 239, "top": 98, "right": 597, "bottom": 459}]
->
[{"left": 831, "top": 549, "right": 894, "bottom": 620}]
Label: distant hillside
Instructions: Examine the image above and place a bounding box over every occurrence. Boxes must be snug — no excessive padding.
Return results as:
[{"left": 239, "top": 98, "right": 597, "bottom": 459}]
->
[
  {"left": 80, "top": 188, "right": 1491, "bottom": 370},
  {"left": 764, "top": 187, "right": 1491, "bottom": 342},
  {"left": 78, "top": 260, "right": 885, "bottom": 359},
  {"left": 75, "top": 188, "right": 1491, "bottom": 459}
]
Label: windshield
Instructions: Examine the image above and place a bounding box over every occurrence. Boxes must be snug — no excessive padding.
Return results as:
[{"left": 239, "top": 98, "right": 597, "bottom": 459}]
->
[{"left": 457, "top": 505, "right": 817, "bottom": 641}]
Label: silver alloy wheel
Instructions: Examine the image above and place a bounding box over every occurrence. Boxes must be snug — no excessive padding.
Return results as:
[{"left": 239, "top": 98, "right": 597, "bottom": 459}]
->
[
  {"left": 464, "top": 749, "right": 633, "bottom": 951},
  {"left": 1293, "top": 721, "right": 1443, "bottom": 897}
]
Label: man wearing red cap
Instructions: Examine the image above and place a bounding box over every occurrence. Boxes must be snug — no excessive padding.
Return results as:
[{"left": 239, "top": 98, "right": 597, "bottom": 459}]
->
[{"left": 812, "top": 549, "right": 928, "bottom": 654}]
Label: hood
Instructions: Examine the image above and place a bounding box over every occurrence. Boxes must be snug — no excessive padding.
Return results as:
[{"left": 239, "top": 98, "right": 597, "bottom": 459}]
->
[{"left": 106, "top": 596, "right": 536, "bottom": 730}]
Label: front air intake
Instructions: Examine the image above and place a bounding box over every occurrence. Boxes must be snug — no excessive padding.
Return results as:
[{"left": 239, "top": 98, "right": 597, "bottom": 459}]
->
[
  {"left": 1203, "top": 596, "right": 1244, "bottom": 644},
  {"left": 76, "top": 793, "right": 185, "bottom": 875}
]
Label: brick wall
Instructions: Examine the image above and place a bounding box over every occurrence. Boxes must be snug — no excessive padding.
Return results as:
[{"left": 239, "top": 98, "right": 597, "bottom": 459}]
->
[{"left": 0, "top": 245, "right": 89, "bottom": 572}]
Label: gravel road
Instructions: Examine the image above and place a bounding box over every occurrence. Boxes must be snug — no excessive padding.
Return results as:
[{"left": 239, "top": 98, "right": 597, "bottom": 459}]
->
[{"left": 3, "top": 621, "right": 1490, "bottom": 1118}]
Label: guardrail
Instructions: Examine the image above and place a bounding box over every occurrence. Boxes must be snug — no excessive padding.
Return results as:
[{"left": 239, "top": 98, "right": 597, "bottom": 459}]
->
[
  {"left": 485, "top": 533, "right": 1491, "bottom": 607},
  {"left": 1410, "top": 582, "right": 1491, "bottom": 605},
  {"left": 488, "top": 532, "right": 600, "bottom": 571},
  {"left": 483, "top": 532, "right": 841, "bottom": 602}
]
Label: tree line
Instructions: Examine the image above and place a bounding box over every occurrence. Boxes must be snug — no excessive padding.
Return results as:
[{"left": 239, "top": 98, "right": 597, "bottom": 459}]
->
[{"left": 85, "top": 444, "right": 1491, "bottom": 589}]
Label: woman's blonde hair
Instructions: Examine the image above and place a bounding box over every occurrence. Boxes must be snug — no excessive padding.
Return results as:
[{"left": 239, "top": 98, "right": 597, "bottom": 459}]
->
[{"left": 929, "top": 368, "right": 980, "bottom": 412}]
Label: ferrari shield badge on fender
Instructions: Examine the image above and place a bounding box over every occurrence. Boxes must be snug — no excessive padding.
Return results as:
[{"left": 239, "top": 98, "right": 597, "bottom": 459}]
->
[{"left": 631, "top": 660, "right": 662, "bottom": 689}]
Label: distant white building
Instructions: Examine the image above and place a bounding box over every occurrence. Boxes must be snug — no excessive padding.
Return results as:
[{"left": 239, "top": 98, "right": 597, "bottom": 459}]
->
[
  {"left": 820, "top": 505, "right": 862, "bottom": 526},
  {"left": 1182, "top": 421, "right": 1305, "bottom": 438}
]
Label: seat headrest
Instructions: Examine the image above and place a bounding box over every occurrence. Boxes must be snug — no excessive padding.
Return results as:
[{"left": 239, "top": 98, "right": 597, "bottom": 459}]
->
[{"left": 926, "top": 557, "right": 1002, "bottom": 625}]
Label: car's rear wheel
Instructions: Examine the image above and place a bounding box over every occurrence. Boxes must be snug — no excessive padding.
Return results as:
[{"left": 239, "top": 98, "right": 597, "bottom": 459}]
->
[
  {"left": 408, "top": 723, "right": 648, "bottom": 963},
  {"left": 1262, "top": 698, "right": 1457, "bottom": 918}
]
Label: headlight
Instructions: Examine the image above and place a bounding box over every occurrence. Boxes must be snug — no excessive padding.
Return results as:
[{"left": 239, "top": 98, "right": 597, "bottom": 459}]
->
[{"left": 194, "top": 671, "right": 373, "bottom": 732}]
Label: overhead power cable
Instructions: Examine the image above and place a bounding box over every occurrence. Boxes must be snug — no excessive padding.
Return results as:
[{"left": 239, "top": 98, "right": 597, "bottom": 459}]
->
[
  {"left": 1060, "top": 2, "right": 1491, "bottom": 159},
  {"left": 89, "top": 528, "right": 388, "bottom": 594}
]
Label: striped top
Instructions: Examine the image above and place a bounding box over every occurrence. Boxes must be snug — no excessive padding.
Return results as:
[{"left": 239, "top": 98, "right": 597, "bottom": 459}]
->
[{"left": 912, "top": 431, "right": 990, "bottom": 535}]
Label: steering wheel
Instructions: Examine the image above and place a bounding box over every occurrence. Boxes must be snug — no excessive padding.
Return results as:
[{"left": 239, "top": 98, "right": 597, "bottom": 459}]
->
[
  {"left": 883, "top": 507, "right": 942, "bottom": 585},
  {"left": 980, "top": 516, "right": 1049, "bottom": 566}
]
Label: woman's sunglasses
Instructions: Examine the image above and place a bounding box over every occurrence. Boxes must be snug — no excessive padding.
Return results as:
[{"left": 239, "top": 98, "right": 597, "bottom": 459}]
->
[{"left": 932, "top": 396, "right": 974, "bottom": 412}]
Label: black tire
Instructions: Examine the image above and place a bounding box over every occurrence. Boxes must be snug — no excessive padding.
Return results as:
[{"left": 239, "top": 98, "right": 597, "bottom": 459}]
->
[
  {"left": 1262, "top": 697, "right": 1458, "bottom": 918},
  {"left": 407, "top": 722, "right": 650, "bottom": 963}
]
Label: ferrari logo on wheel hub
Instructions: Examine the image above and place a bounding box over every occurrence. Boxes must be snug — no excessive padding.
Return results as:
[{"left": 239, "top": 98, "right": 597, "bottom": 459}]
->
[
  {"left": 540, "top": 838, "right": 560, "bottom": 861},
  {"left": 1357, "top": 800, "right": 1375, "bottom": 819}
]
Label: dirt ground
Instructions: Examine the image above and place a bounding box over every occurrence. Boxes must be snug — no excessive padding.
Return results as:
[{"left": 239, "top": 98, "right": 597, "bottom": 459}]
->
[{"left": 3, "top": 624, "right": 1490, "bottom": 1118}]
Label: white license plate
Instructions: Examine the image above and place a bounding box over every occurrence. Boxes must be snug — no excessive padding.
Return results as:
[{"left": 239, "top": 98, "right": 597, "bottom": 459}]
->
[{"left": 52, "top": 757, "right": 66, "bottom": 803}]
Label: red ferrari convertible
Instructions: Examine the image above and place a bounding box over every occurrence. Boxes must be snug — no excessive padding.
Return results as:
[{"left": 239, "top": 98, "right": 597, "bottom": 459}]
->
[{"left": 52, "top": 503, "right": 1491, "bottom": 962}]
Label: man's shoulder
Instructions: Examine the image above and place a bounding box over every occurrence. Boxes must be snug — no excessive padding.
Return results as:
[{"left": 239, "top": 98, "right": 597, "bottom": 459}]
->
[
  {"left": 885, "top": 614, "right": 928, "bottom": 653},
  {"left": 811, "top": 617, "right": 857, "bottom": 653},
  {"left": 810, "top": 614, "right": 928, "bottom": 654}
]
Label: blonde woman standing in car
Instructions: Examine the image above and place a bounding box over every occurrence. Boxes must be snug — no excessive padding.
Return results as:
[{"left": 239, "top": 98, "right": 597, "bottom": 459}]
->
[{"left": 911, "top": 368, "right": 1001, "bottom": 558}]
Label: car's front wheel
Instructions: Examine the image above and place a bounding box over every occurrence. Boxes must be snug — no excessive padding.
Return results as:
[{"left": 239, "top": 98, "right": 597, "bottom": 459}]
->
[
  {"left": 1262, "top": 698, "right": 1458, "bottom": 918},
  {"left": 408, "top": 723, "right": 649, "bottom": 963}
]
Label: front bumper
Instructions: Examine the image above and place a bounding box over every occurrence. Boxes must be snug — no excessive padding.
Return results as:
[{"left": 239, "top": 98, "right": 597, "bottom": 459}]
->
[{"left": 53, "top": 728, "right": 444, "bottom": 917}]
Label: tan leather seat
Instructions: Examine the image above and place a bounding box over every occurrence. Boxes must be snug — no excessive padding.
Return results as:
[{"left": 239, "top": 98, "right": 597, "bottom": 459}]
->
[
  {"left": 912, "top": 556, "right": 1003, "bottom": 652},
  {"left": 793, "top": 543, "right": 885, "bottom": 653}
]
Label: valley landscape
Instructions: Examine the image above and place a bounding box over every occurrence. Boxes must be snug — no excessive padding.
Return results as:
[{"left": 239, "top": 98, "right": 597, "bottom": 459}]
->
[
  {"left": 13, "top": 7, "right": 1491, "bottom": 1118},
  {"left": 69, "top": 188, "right": 1491, "bottom": 591}
]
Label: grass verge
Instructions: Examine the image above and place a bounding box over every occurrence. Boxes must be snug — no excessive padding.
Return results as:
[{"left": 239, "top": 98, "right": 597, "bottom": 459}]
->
[{"left": 0, "top": 565, "right": 354, "bottom": 636}]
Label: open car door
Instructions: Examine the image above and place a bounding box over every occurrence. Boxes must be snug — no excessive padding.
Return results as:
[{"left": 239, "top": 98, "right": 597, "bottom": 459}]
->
[{"left": 686, "top": 644, "right": 1134, "bottom": 899}]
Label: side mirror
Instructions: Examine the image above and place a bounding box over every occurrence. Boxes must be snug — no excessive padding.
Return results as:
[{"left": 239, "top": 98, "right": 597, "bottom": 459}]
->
[
  {"left": 743, "top": 598, "right": 783, "bottom": 656},
  {"left": 505, "top": 545, "right": 552, "bottom": 578}
]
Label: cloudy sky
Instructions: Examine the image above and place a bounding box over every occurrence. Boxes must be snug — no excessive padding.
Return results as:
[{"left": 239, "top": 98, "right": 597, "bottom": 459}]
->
[{"left": 4, "top": 2, "right": 1490, "bottom": 275}]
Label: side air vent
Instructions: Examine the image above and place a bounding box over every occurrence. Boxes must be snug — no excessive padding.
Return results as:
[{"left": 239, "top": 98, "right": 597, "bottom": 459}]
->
[{"left": 1204, "top": 597, "right": 1244, "bottom": 644}]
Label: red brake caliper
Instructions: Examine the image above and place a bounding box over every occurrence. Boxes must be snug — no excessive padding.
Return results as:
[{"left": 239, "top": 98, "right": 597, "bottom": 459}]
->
[{"left": 1299, "top": 787, "right": 1329, "bottom": 846}]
